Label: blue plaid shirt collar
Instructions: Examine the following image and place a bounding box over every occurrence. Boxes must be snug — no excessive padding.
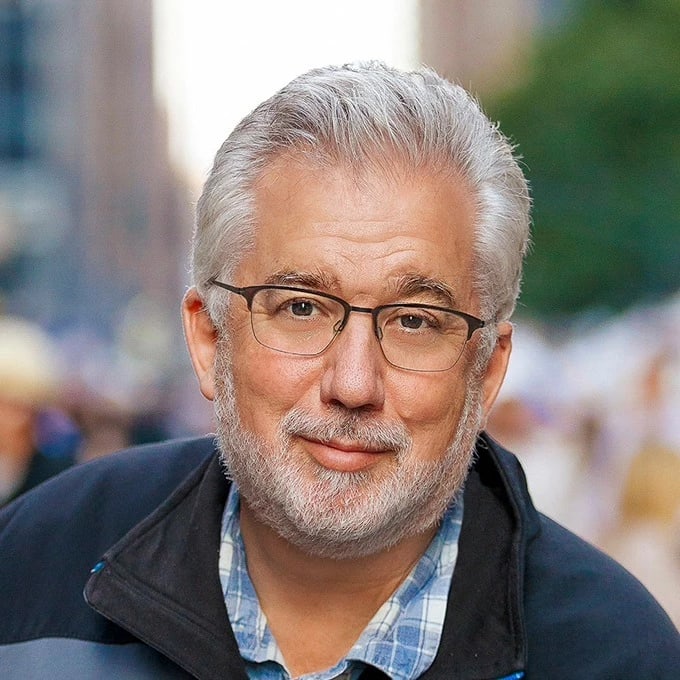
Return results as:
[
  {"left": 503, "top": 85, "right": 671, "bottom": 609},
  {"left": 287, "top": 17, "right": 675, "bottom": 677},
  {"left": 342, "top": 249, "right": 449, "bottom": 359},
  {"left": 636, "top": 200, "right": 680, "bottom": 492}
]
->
[{"left": 219, "top": 485, "right": 463, "bottom": 680}]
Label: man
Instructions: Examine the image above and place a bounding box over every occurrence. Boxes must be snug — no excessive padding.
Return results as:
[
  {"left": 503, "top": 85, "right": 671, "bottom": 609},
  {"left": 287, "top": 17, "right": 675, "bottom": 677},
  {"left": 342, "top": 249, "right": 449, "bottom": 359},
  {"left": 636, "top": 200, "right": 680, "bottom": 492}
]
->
[{"left": 1, "top": 63, "right": 678, "bottom": 679}]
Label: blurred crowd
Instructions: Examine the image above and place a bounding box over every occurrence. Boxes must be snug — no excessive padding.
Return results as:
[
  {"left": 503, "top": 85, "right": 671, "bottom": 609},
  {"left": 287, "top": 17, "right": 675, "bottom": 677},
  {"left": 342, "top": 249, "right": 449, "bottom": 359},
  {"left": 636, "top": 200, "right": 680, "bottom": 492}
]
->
[
  {"left": 0, "top": 313, "right": 212, "bottom": 506},
  {"left": 487, "top": 293, "right": 680, "bottom": 626},
  {"left": 1, "top": 293, "right": 679, "bottom": 625}
]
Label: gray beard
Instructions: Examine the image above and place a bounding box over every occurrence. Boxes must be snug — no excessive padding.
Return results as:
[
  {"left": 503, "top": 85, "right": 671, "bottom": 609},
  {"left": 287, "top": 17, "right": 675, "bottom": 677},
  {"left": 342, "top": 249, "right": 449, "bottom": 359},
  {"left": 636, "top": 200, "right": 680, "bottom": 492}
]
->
[{"left": 213, "top": 345, "right": 484, "bottom": 560}]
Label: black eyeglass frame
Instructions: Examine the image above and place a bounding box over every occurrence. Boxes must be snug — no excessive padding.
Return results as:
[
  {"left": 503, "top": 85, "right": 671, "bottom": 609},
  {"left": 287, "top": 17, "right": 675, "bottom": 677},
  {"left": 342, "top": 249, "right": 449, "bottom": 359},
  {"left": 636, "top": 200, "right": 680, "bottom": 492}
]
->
[{"left": 206, "top": 278, "right": 488, "bottom": 370}]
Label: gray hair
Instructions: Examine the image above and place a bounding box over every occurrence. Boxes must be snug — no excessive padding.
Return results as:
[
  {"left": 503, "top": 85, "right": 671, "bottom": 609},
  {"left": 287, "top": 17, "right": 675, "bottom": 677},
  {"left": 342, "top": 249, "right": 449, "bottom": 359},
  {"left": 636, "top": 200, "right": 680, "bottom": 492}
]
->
[{"left": 192, "top": 61, "right": 530, "bottom": 325}]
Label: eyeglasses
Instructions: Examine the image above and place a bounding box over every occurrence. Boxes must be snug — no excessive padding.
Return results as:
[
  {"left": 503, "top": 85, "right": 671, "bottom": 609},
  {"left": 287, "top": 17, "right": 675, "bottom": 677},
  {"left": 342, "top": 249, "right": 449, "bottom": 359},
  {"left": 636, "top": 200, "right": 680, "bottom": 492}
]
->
[{"left": 207, "top": 279, "right": 488, "bottom": 372}]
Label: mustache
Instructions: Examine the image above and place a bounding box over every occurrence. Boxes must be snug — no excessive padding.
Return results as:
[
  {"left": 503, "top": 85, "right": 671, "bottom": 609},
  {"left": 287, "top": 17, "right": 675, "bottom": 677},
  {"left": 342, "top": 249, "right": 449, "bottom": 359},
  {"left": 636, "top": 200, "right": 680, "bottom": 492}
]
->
[{"left": 280, "top": 408, "right": 412, "bottom": 454}]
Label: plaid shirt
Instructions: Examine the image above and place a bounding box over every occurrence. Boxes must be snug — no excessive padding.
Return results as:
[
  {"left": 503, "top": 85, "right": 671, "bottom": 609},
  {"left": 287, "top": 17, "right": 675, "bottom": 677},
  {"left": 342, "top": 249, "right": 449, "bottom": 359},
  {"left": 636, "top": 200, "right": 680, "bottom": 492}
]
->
[{"left": 219, "top": 485, "right": 463, "bottom": 680}]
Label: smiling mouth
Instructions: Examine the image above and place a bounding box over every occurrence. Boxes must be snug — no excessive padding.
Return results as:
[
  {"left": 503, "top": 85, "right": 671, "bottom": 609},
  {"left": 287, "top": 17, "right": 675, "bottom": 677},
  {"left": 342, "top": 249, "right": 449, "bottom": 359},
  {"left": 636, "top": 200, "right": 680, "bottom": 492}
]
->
[{"left": 299, "top": 436, "right": 393, "bottom": 472}]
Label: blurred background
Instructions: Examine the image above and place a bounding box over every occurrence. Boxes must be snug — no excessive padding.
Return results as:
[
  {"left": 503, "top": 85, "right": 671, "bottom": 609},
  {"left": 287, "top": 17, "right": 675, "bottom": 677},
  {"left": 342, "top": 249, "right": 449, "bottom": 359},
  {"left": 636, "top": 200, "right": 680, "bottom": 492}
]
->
[{"left": 0, "top": 0, "right": 678, "bottom": 622}]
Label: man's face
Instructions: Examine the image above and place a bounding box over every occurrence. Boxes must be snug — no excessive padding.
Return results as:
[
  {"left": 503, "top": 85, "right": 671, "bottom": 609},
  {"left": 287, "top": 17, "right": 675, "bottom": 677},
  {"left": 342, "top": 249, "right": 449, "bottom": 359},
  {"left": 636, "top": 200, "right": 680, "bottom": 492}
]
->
[{"left": 185, "top": 157, "right": 512, "bottom": 558}]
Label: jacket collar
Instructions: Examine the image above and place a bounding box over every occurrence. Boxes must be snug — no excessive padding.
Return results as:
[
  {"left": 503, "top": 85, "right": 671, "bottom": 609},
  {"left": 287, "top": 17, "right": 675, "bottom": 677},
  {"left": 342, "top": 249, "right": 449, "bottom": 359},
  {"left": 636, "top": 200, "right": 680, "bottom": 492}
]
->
[
  {"left": 85, "top": 434, "right": 534, "bottom": 680},
  {"left": 85, "top": 451, "right": 248, "bottom": 680},
  {"left": 420, "top": 433, "right": 534, "bottom": 679}
]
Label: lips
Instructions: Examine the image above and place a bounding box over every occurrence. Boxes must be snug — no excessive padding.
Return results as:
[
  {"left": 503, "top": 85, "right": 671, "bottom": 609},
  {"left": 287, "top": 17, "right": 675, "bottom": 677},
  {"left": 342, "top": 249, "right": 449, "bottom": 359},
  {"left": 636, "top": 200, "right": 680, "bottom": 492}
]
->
[{"left": 299, "top": 435, "right": 391, "bottom": 473}]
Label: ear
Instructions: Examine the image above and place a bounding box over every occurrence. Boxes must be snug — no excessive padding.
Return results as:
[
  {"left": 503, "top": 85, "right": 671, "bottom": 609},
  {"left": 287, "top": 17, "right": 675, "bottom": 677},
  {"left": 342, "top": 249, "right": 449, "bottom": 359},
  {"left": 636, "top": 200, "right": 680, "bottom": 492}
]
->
[
  {"left": 182, "top": 288, "right": 219, "bottom": 401},
  {"left": 480, "top": 321, "right": 513, "bottom": 423}
]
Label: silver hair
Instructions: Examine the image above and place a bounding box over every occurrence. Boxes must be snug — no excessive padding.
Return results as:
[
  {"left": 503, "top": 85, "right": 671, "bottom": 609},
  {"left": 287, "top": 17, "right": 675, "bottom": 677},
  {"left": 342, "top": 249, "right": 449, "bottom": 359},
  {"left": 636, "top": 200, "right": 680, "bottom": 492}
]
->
[{"left": 192, "top": 61, "right": 531, "bottom": 325}]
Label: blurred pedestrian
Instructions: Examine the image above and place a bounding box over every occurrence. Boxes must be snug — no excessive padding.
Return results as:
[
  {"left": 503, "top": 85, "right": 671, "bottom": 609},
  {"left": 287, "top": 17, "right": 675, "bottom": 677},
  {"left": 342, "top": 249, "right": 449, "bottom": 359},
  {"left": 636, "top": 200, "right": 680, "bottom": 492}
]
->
[{"left": 0, "top": 317, "right": 74, "bottom": 506}]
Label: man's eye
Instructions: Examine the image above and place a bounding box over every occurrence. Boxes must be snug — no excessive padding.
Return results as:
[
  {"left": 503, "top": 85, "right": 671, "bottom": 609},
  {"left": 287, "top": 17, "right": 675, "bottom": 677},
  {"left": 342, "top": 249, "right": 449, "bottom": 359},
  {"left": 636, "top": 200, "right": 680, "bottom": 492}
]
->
[
  {"left": 393, "top": 310, "right": 443, "bottom": 332},
  {"left": 399, "top": 314, "right": 426, "bottom": 330},
  {"left": 288, "top": 300, "right": 316, "bottom": 316}
]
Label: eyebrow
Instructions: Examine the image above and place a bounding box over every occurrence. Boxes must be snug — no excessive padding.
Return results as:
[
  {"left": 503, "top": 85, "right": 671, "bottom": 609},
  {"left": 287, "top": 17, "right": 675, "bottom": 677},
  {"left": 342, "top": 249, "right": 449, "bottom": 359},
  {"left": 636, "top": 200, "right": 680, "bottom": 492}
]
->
[
  {"left": 391, "top": 274, "right": 460, "bottom": 308},
  {"left": 264, "top": 270, "right": 339, "bottom": 290},
  {"left": 264, "top": 270, "right": 460, "bottom": 309}
]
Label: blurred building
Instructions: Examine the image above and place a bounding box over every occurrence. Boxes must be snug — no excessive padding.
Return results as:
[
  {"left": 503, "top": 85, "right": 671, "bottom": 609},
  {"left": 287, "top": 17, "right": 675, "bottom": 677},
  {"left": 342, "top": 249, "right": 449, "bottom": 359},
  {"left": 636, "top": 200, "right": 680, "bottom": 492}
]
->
[
  {"left": 0, "top": 0, "right": 191, "bottom": 336},
  {"left": 418, "top": 0, "right": 544, "bottom": 94}
]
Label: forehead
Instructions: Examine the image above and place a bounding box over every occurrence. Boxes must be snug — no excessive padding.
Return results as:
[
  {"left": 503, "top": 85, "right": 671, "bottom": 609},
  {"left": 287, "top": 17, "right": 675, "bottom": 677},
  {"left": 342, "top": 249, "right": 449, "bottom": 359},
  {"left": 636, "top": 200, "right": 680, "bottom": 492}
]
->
[{"left": 238, "top": 155, "right": 478, "bottom": 304}]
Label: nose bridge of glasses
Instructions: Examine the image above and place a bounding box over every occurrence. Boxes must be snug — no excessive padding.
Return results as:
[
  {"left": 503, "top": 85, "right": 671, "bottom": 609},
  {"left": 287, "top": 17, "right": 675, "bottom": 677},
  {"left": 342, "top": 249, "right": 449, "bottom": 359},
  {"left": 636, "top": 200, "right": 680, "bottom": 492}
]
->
[{"left": 337, "top": 304, "right": 383, "bottom": 341}]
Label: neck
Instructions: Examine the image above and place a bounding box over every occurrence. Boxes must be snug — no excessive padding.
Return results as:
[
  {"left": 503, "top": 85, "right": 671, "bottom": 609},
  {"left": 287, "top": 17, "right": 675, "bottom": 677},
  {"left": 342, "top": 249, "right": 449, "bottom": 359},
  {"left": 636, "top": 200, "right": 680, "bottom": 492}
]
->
[
  {"left": 238, "top": 500, "right": 436, "bottom": 676},
  {"left": 0, "top": 425, "right": 35, "bottom": 501},
  {"left": 0, "top": 424, "right": 34, "bottom": 464}
]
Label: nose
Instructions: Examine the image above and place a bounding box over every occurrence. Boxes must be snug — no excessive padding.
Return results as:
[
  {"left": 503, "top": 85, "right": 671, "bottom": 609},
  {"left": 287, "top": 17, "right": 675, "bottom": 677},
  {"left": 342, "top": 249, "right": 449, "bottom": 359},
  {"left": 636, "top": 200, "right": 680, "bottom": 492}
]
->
[{"left": 319, "top": 312, "right": 385, "bottom": 411}]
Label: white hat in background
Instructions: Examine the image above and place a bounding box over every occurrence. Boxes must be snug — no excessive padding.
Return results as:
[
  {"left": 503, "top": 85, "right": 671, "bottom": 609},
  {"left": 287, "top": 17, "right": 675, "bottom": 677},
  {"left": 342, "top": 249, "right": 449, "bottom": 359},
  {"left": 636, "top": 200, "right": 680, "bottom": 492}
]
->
[{"left": 0, "top": 316, "right": 61, "bottom": 408}]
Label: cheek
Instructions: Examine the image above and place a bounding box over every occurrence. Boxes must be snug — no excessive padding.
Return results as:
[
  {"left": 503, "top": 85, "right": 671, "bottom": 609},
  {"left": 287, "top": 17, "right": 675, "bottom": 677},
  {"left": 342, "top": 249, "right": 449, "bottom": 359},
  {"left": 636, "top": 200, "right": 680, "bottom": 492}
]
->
[
  {"left": 388, "top": 373, "right": 470, "bottom": 457},
  {"left": 230, "top": 342, "right": 321, "bottom": 433}
]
